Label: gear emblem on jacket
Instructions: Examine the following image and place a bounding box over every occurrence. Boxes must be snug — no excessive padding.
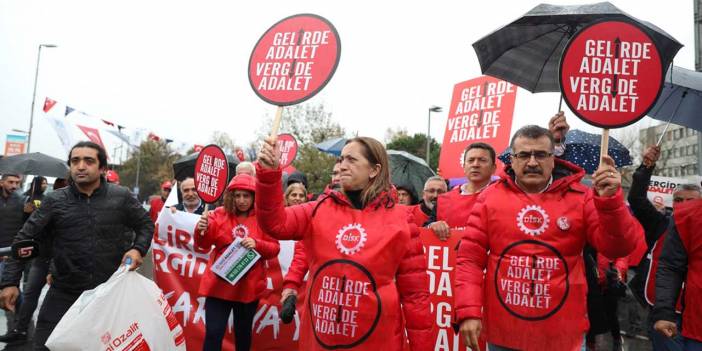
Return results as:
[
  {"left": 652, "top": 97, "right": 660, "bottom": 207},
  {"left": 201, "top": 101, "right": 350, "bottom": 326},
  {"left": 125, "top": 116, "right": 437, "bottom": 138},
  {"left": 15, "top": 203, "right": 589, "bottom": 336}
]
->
[
  {"left": 516, "top": 205, "right": 549, "bottom": 236},
  {"left": 232, "top": 224, "right": 249, "bottom": 238},
  {"left": 335, "top": 223, "right": 368, "bottom": 255}
]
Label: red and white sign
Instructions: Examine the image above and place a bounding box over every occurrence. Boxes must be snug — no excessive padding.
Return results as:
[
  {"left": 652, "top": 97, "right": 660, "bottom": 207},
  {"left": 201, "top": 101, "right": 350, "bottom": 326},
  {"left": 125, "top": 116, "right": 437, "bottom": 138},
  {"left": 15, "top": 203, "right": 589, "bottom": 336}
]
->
[
  {"left": 439, "top": 76, "right": 517, "bottom": 179},
  {"left": 647, "top": 175, "right": 702, "bottom": 208},
  {"left": 560, "top": 20, "right": 664, "bottom": 128},
  {"left": 248, "top": 14, "right": 341, "bottom": 106},
  {"left": 419, "top": 228, "right": 484, "bottom": 351},
  {"left": 4, "top": 134, "right": 27, "bottom": 156},
  {"left": 152, "top": 210, "right": 302, "bottom": 351},
  {"left": 194, "top": 145, "right": 229, "bottom": 204},
  {"left": 77, "top": 125, "right": 107, "bottom": 151},
  {"left": 277, "top": 133, "right": 299, "bottom": 168}
]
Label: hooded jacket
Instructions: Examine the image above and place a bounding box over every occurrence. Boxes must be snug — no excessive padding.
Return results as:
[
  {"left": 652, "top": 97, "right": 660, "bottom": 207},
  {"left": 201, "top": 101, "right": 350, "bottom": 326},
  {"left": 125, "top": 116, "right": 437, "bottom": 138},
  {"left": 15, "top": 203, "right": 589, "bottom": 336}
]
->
[
  {"left": 652, "top": 199, "right": 702, "bottom": 342},
  {"left": 256, "top": 165, "right": 432, "bottom": 351},
  {"left": 194, "top": 207, "right": 280, "bottom": 302},
  {"left": 455, "top": 159, "right": 641, "bottom": 351}
]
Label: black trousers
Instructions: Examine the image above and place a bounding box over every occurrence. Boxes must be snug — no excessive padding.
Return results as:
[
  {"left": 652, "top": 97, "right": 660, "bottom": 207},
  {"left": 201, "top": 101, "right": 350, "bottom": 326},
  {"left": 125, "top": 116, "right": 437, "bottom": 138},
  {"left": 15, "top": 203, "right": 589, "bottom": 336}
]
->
[
  {"left": 33, "top": 287, "right": 82, "bottom": 351},
  {"left": 16, "top": 258, "right": 50, "bottom": 333},
  {"left": 202, "top": 297, "right": 258, "bottom": 351}
]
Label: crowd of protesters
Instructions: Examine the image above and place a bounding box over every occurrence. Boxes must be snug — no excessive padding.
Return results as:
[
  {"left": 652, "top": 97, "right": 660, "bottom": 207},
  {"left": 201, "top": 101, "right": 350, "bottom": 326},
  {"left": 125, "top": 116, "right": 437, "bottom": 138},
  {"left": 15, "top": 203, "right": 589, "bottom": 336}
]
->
[{"left": 0, "top": 111, "right": 700, "bottom": 351}]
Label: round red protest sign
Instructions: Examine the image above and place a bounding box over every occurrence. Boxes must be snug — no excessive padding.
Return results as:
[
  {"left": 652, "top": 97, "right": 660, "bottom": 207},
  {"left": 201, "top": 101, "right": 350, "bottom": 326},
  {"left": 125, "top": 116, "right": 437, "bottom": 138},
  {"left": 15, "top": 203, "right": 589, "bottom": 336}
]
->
[
  {"left": 277, "top": 133, "right": 298, "bottom": 169},
  {"left": 248, "top": 14, "right": 341, "bottom": 106},
  {"left": 559, "top": 19, "right": 664, "bottom": 128},
  {"left": 194, "top": 144, "right": 229, "bottom": 203}
]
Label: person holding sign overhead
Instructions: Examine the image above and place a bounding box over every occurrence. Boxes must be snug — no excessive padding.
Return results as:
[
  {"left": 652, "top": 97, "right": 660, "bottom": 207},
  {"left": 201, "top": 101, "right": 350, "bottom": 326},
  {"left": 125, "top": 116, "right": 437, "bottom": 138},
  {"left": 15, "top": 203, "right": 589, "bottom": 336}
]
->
[
  {"left": 256, "top": 136, "right": 432, "bottom": 351},
  {"left": 194, "top": 174, "right": 280, "bottom": 351},
  {"left": 455, "top": 125, "right": 642, "bottom": 351}
]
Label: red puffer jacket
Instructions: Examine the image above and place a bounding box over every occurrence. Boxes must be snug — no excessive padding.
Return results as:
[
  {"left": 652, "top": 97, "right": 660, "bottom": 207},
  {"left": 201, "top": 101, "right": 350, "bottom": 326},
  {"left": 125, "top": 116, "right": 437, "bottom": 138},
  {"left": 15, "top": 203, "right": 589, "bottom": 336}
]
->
[
  {"left": 256, "top": 166, "right": 432, "bottom": 351},
  {"left": 455, "top": 159, "right": 641, "bottom": 351},
  {"left": 436, "top": 185, "right": 486, "bottom": 229},
  {"left": 194, "top": 207, "right": 280, "bottom": 303},
  {"left": 283, "top": 241, "right": 309, "bottom": 290}
]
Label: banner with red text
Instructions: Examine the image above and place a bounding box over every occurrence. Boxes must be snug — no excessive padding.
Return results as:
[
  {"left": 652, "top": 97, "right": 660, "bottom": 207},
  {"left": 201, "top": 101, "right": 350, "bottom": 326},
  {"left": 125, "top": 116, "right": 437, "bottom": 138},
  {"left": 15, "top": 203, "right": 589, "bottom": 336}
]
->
[
  {"left": 439, "top": 76, "right": 517, "bottom": 180},
  {"left": 152, "top": 209, "right": 301, "bottom": 351},
  {"left": 419, "top": 228, "right": 481, "bottom": 351}
]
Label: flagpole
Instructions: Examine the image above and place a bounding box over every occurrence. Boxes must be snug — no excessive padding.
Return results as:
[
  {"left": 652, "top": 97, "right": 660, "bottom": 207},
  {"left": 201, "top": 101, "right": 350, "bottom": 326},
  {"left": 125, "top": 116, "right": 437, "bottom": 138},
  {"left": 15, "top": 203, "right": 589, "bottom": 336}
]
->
[{"left": 27, "top": 44, "right": 57, "bottom": 154}]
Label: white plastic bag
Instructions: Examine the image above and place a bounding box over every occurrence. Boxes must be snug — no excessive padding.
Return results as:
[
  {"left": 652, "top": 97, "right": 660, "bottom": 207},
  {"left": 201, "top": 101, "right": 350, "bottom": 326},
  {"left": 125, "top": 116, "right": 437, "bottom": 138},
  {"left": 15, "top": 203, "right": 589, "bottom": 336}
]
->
[{"left": 46, "top": 266, "right": 186, "bottom": 351}]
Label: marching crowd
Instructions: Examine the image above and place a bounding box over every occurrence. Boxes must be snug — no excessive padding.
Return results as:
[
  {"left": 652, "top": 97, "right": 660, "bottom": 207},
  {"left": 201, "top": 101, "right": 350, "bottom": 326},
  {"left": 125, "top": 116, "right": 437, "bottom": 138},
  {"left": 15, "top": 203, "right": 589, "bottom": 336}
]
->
[{"left": 0, "top": 112, "right": 700, "bottom": 351}]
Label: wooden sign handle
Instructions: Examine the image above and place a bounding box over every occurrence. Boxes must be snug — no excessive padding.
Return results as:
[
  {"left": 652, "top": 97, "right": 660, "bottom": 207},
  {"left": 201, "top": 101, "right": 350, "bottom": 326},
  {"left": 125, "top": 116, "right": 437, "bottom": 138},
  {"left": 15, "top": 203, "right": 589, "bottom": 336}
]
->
[
  {"left": 599, "top": 128, "right": 610, "bottom": 167},
  {"left": 270, "top": 106, "right": 284, "bottom": 141}
]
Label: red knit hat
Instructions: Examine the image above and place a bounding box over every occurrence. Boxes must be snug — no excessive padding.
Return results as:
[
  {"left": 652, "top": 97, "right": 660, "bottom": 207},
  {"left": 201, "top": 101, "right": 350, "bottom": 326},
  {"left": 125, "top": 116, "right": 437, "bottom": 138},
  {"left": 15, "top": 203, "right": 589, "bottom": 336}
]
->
[{"left": 227, "top": 174, "right": 255, "bottom": 192}]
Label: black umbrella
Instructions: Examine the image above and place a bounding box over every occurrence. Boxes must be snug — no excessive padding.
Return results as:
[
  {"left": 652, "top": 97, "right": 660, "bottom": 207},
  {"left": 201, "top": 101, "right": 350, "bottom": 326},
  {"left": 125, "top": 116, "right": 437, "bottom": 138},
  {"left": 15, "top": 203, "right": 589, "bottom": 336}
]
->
[
  {"left": 172, "top": 152, "right": 239, "bottom": 182},
  {"left": 388, "top": 150, "right": 435, "bottom": 201},
  {"left": 473, "top": 2, "right": 682, "bottom": 93},
  {"left": 0, "top": 152, "right": 69, "bottom": 178},
  {"left": 648, "top": 66, "right": 702, "bottom": 137}
]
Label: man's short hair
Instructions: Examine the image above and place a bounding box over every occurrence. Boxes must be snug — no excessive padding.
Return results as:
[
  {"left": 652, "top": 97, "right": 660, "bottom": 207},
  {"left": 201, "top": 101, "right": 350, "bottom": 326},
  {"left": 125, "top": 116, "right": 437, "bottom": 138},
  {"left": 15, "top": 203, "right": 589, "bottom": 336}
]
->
[
  {"left": 675, "top": 183, "right": 701, "bottom": 194},
  {"left": 424, "top": 175, "right": 446, "bottom": 190},
  {"left": 68, "top": 141, "right": 108, "bottom": 169},
  {"left": 463, "top": 142, "right": 496, "bottom": 164},
  {"left": 1, "top": 174, "right": 20, "bottom": 180},
  {"left": 510, "top": 125, "right": 555, "bottom": 151}
]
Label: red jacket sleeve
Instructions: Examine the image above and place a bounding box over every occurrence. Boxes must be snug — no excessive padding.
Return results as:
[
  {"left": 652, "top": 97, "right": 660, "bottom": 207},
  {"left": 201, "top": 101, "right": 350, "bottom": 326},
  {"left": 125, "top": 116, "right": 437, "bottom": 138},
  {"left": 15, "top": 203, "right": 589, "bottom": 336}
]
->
[
  {"left": 396, "top": 224, "right": 433, "bottom": 351},
  {"left": 283, "top": 241, "right": 309, "bottom": 290},
  {"left": 454, "top": 192, "right": 489, "bottom": 322},
  {"left": 194, "top": 210, "right": 220, "bottom": 251},
  {"left": 255, "top": 166, "right": 315, "bottom": 240},
  {"left": 596, "top": 254, "right": 629, "bottom": 285},
  {"left": 255, "top": 230, "right": 281, "bottom": 259},
  {"left": 584, "top": 188, "right": 641, "bottom": 259}
]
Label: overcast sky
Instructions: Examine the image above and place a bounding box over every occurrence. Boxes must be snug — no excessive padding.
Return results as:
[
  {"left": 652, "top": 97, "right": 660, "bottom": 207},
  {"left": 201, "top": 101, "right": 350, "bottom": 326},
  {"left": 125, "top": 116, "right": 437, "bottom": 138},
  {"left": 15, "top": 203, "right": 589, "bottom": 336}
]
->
[{"left": 0, "top": 0, "right": 696, "bottom": 160}]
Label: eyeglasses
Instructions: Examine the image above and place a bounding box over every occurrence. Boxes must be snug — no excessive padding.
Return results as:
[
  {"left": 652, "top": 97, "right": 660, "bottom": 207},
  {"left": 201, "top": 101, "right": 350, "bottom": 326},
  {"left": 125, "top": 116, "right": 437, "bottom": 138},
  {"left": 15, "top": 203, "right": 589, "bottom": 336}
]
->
[{"left": 511, "top": 150, "right": 553, "bottom": 162}]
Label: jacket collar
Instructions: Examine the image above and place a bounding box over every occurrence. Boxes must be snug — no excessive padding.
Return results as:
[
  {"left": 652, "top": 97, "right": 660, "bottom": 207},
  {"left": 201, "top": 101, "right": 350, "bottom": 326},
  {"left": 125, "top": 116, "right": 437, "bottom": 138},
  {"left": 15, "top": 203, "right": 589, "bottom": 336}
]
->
[
  {"left": 321, "top": 186, "right": 397, "bottom": 211},
  {"left": 68, "top": 176, "right": 108, "bottom": 198}
]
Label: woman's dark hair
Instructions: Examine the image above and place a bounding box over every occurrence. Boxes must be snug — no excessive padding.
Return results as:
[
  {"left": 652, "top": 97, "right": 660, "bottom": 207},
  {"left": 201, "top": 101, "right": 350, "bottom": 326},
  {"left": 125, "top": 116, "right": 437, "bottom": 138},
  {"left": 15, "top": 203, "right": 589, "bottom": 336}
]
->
[
  {"left": 24, "top": 176, "right": 47, "bottom": 200},
  {"left": 67, "top": 141, "right": 108, "bottom": 169}
]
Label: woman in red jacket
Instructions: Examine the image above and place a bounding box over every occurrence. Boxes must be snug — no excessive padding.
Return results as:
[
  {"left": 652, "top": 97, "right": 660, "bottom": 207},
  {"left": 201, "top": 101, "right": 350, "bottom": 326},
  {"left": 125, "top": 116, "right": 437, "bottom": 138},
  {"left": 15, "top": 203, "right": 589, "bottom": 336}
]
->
[
  {"left": 194, "top": 174, "right": 280, "bottom": 351},
  {"left": 256, "top": 136, "right": 432, "bottom": 351}
]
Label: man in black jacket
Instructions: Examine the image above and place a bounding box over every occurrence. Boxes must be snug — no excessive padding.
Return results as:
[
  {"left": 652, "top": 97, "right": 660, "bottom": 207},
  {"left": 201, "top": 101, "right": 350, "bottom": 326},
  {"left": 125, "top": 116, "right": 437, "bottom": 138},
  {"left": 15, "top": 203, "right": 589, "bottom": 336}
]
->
[
  {"left": 0, "top": 141, "right": 153, "bottom": 351},
  {"left": 627, "top": 145, "right": 700, "bottom": 351}
]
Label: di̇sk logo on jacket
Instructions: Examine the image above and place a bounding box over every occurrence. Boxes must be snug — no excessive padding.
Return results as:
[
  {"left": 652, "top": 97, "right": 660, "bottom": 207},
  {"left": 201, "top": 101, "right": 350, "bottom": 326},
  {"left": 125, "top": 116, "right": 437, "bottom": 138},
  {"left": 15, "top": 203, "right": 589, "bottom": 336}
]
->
[
  {"left": 232, "top": 224, "right": 249, "bottom": 238},
  {"left": 517, "top": 205, "right": 549, "bottom": 236},
  {"left": 335, "top": 223, "right": 367, "bottom": 255}
]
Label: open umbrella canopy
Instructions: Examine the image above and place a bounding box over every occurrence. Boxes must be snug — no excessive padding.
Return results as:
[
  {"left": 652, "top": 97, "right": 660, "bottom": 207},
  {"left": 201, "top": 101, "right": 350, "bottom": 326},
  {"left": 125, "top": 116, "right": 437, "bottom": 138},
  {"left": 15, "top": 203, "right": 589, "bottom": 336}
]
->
[
  {"left": 388, "top": 150, "right": 435, "bottom": 201},
  {"left": 473, "top": 1, "right": 682, "bottom": 92},
  {"left": 498, "top": 129, "right": 632, "bottom": 174},
  {"left": 647, "top": 66, "right": 702, "bottom": 132},
  {"left": 172, "top": 151, "right": 239, "bottom": 182},
  {"left": 315, "top": 137, "right": 347, "bottom": 156},
  {"left": 0, "top": 152, "right": 69, "bottom": 178}
]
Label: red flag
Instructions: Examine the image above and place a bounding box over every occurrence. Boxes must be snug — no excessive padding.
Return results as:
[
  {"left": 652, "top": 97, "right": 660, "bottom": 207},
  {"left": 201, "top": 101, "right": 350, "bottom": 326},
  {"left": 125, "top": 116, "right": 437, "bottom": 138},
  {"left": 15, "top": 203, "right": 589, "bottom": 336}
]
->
[
  {"left": 102, "top": 119, "right": 115, "bottom": 127},
  {"left": 77, "top": 125, "right": 107, "bottom": 152},
  {"left": 148, "top": 132, "right": 161, "bottom": 142},
  {"left": 193, "top": 144, "right": 204, "bottom": 152},
  {"left": 43, "top": 98, "right": 57, "bottom": 113}
]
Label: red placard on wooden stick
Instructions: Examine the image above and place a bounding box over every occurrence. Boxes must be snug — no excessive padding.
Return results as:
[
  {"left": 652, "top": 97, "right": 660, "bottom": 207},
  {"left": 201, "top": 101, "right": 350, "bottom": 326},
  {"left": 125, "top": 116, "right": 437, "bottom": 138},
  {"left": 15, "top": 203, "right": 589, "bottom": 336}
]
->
[
  {"left": 248, "top": 14, "right": 341, "bottom": 139},
  {"left": 194, "top": 144, "right": 229, "bottom": 204},
  {"left": 277, "top": 133, "right": 299, "bottom": 169}
]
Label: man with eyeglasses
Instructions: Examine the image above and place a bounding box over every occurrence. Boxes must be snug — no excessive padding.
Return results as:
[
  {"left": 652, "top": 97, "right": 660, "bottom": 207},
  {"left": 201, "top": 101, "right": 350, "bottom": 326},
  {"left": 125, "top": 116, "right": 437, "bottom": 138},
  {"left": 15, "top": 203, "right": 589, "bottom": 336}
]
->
[
  {"left": 627, "top": 145, "right": 700, "bottom": 351},
  {"left": 455, "top": 125, "right": 641, "bottom": 351},
  {"left": 408, "top": 176, "right": 447, "bottom": 227}
]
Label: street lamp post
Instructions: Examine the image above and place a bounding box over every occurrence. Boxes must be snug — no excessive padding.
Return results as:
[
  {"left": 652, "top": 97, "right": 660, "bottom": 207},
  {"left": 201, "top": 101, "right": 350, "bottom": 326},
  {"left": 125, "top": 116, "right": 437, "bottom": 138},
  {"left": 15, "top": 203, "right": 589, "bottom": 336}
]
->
[
  {"left": 426, "top": 105, "right": 442, "bottom": 166},
  {"left": 27, "top": 44, "right": 57, "bottom": 154}
]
